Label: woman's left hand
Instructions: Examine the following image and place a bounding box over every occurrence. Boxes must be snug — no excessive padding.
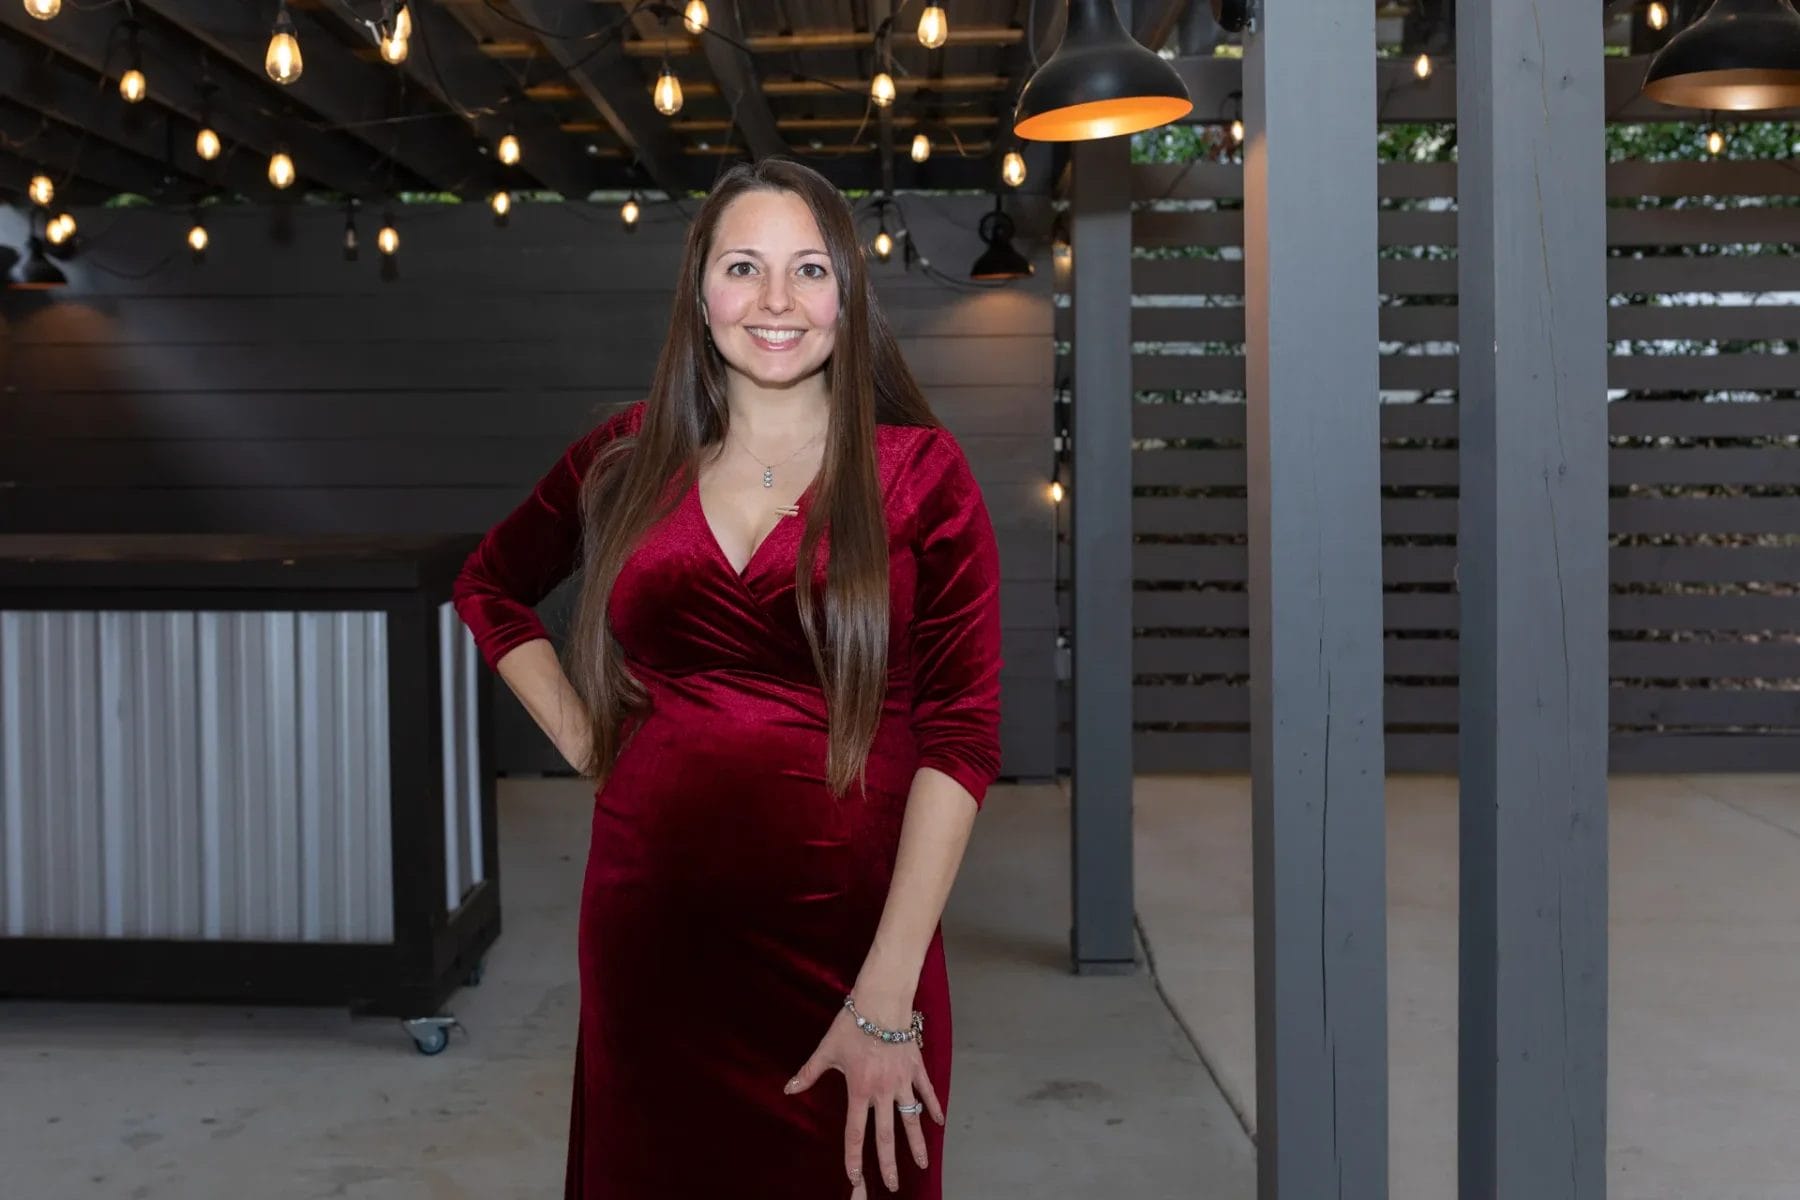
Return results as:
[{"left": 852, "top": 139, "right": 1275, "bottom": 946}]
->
[{"left": 784, "top": 1001, "right": 945, "bottom": 1197}]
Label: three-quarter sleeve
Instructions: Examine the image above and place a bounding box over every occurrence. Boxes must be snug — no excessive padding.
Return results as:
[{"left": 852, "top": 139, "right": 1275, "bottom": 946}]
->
[
  {"left": 906, "top": 427, "right": 1004, "bottom": 809},
  {"left": 451, "top": 401, "right": 642, "bottom": 671}
]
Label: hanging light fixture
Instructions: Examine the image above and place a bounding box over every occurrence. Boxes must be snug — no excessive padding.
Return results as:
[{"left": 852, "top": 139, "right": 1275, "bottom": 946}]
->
[
  {"left": 1001, "top": 149, "right": 1027, "bottom": 187},
  {"left": 490, "top": 189, "right": 512, "bottom": 220},
  {"left": 1413, "top": 52, "right": 1433, "bottom": 80},
  {"left": 683, "top": 0, "right": 709, "bottom": 35},
  {"left": 392, "top": 1, "right": 412, "bottom": 40},
  {"left": 28, "top": 174, "right": 53, "bottom": 207},
  {"left": 196, "top": 125, "right": 221, "bottom": 161},
  {"left": 654, "top": 63, "right": 684, "bottom": 115},
  {"left": 1705, "top": 124, "right": 1727, "bottom": 154},
  {"left": 378, "top": 210, "right": 399, "bottom": 256},
  {"left": 119, "top": 20, "right": 147, "bottom": 103},
  {"left": 871, "top": 71, "right": 897, "bottom": 107},
  {"left": 1012, "top": 0, "right": 1192, "bottom": 141},
  {"left": 621, "top": 191, "right": 641, "bottom": 231},
  {"left": 381, "top": 30, "right": 409, "bottom": 63},
  {"left": 911, "top": 132, "right": 931, "bottom": 162},
  {"left": 268, "top": 147, "right": 296, "bottom": 189},
  {"left": 11, "top": 237, "right": 67, "bottom": 288},
  {"left": 187, "top": 209, "right": 208, "bottom": 259},
  {"left": 498, "top": 129, "right": 522, "bottom": 166},
  {"left": 1643, "top": 0, "right": 1800, "bottom": 109},
  {"left": 46, "top": 211, "right": 75, "bottom": 246},
  {"left": 23, "top": 0, "right": 60, "bottom": 19},
  {"left": 918, "top": 4, "right": 948, "bottom": 48},
  {"left": 970, "top": 196, "right": 1033, "bottom": 280},
  {"left": 266, "top": 2, "right": 303, "bottom": 83},
  {"left": 1647, "top": 1, "right": 1671, "bottom": 32}
]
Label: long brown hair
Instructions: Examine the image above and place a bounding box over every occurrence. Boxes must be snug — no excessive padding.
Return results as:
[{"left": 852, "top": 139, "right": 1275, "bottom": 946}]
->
[{"left": 564, "top": 158, "right": 940, "bottom": 796}]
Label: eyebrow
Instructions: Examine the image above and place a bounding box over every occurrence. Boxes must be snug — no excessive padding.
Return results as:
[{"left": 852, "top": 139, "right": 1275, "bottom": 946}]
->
[{"left": 717, "top": 248, "right": 830, "bottom": 260}]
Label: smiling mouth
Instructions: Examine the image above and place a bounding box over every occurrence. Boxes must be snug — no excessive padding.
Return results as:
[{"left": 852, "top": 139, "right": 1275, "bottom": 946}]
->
[{"left": 746, "top": 327, "right": 805, "bottom": 347}]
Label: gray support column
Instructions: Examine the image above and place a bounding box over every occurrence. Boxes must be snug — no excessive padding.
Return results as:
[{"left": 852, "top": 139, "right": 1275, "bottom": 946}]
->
[
  {"left": 1241, "top": 1, "right": 1388, "bottom": 1196},
  {"left": 1456, "top": 1, "right": 1609, "bottom": 1197},
  {"left": 1068, "top": 136, "right": 1136, "bottom": 974}
]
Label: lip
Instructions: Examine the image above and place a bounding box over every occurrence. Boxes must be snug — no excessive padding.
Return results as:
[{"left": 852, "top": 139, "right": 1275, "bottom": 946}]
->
[{"left": 745, "top": 327, "right": 806, "bottom": 351}]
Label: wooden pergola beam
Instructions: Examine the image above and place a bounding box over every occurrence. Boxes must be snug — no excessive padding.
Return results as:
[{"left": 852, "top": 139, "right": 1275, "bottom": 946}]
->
[
  {"left": 0, "top": 101, "right": 172, "bottom": 200},
  {"left": 134, "top": 0, "right": 493, "bottom": 194},
  {"left": 693, "top": 0, "right": 787, "bottom": 161},
  {"left": 0, "top": 10, "right": 382, "bottom": 195},
  {"left": 608, "top": 27, "right": 1027, "bottom": 56},
  {"left": 509, "top": 0, "right": 694, "bottom": 197},
  {"left": 1131, "top": 0, "right": 1190, "bottom": 52},
  {"left": 0, "top": 35, "right": 268, "bottom": 199},
  {"left": 315, "top": 0, "right": 597, "bottom": 198}
]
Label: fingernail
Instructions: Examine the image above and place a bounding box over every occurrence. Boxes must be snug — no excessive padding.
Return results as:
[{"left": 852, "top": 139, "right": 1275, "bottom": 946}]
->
[
  {"left": 886, "top": 1173, "right": 898, "bottom": 1191},
  {"left": 849, "top": 1168, "right": 862, "bottom": 1185},
  {"left": 915, "top": 1155, "right": 927, "bottom": 1168},
  {"left": 783, "top": 1077, "right": 798, "bottom": 1093}
]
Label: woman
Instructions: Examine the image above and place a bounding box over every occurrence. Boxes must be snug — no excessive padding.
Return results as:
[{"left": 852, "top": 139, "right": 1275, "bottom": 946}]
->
[{"left": 451, "top": 157, "right": 1003, "bottom": 1199}]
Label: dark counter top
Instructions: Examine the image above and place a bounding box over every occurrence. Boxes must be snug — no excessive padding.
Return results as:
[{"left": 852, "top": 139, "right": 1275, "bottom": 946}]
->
[{"left": 0, "top": 533, "right": 483, "bottom": 595}]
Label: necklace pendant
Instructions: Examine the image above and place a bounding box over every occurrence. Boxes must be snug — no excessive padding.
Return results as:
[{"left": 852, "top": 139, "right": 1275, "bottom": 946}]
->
[{"left": 762, "top": 467, "right": 774, "bottom": 488}]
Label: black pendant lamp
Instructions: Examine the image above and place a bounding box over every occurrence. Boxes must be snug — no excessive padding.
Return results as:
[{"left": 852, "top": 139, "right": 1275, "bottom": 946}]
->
[
  {"left": 1013, "top": 0, "right": 1193, "bottom": 141},
  {"left": 970, "top": 199, "right": 1034, "bottom": 281},
  {"left": 1642, "top": 0, "right": 1800, "bottom": 110},
  {"left": 10, "top": 237, "right": 67, "bottom": 289}
]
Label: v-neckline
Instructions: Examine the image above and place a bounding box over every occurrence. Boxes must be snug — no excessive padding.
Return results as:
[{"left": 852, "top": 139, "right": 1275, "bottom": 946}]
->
[{"left": 692, "top": 473, "right": 819, "bottom": 582}]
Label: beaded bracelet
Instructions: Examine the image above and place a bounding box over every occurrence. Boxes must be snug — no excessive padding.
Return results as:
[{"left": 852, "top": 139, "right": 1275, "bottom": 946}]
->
[{"left": 843, "top": 995, "right": 925, "bottom": 1052}]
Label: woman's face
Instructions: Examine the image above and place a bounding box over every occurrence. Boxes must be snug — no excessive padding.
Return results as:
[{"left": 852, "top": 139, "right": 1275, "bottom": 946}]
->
[{"left": 700, "top": 189, "right": 840, "bottom": 389}]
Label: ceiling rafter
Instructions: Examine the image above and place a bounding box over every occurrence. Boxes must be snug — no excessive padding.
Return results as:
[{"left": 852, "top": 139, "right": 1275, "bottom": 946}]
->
[
  {"left": 618, "top": 26, "right": 1025, "bottom": 56},
  {"left": 0, "top": 8, "right": 383, "bottom": 196},
  {"left": 0, "top": 99, "right": 174, "bottom": 199},
  {"left": 693, "top": 0, "right": 787, "bottom": 161},
  {"left": 509, "top": 0, "right": 695, "bottom": 196},
  {"left": 315, "top": 0, "right": 597, "bottom": 197},
  {"left": 0, "top": 145, "right": 108, "bottom": 206},
  {"left": 0, "top": 34, "right": 268, "bottom": 198},
  {"left": 132, "top": 0, "right": 491, "bottom": 195}
]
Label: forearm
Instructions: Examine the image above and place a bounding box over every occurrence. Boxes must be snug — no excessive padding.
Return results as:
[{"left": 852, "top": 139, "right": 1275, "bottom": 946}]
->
[
  {"left": 851, "top": 766, "right": 979, "bottom": 1028},
  {"left": 494, "top": 637, "right": 593, "bottom": 772}
]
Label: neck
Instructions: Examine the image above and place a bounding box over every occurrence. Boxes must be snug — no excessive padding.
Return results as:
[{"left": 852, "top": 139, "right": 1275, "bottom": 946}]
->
[{"left": 723, "top": 369, "right": 832, "bottom": 442}]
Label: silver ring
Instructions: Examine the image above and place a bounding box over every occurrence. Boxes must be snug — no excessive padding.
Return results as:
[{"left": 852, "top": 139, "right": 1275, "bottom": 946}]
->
[{"left": 896, "top": 1102, "right": 924, "bottom": 1116}]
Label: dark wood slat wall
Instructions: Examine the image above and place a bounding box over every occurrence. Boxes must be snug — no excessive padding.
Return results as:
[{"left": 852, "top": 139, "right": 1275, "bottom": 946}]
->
[
  {"left": 0, "top": 199, "right": 1056, "bottom": 780},
  {"left": 1066, "top": 159, "right": 1800, "bottom": 774}
]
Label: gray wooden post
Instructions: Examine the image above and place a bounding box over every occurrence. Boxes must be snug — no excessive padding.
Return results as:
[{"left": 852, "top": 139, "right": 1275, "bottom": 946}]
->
[
  {"left": 1068, "top": 135, "right": 1136, "bottom": 974},
  {"left": 1241, "top": 0, "right": 1389, "bottom": 1195},
  {"left": 1456, "top": 0, "right": 1610, "bottom": 1197}
]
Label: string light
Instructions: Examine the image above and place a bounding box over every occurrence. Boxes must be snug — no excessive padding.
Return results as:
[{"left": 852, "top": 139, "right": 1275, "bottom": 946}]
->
[
  {"left": 1229, "top": 117, "right": 1245, "bottom": 143},
  {"left": 683, "top": 0, "right": 709, "bottom": 35},
  {"left": 1646, "top": 1, "right": 1669, "bottom": 31},
  {"left": 621, "top": 192, "right": 641, "bottom": 230},
  {"left": 911, "top": 132, "right": 931, "bottom": 162},
  {"left": 343, "top": 200, "right": 359, "bottom": 259},
  {"left": 46, "top": 212, "right": 75, "bottom": 246},
  {"left": 28, "top": 174, "right": 53, "bottom": 207},
  {"left": 187, "top": 212, "right": 208, "bottom": 258},
  {"left": 1002, "top": 149, "right": 1027, "bottom": 187},
  {"left": 1706, "top": 126, "right": 1726, "bottom": 155},
  {"left": 917, "top": 4, "right": 947, "bottom": 48},
  {"left": 380, "top": 31, "right": 409, "bottom": 63},
  {"left": 266, "top": 3, "right": 303, "bottom": 85},
  {"left": 490, "top": 189, "right": 511, "bottom": 218},
  {"left": 654, "top": 65, "right": 684, "bottom": 115},
  {"left": 391, "top": 2, "right": 412, "bottom": 40},
  {"left": 196, "top": 126, "right": 221, "bottom": 160},
  {"left": 378, "top": 210, "right": 399, "bottom": 256},
  {"left": 873, "top": 228, "right": 893, "bottom": 261},
  {"left": 497, "top": 130, "right": 521, "bottom": 166},
  {"left": 120, "top": 67, "right": 147, "bottom": 103},
  {"left": 871, "top": 71, "right": 896, "bottom": 107},
  {"left": 268, "top": 148, "right": 296, "bottom": 189},
  {"left": 1049, "top": 478, "right": 1065, "bottom": 504},
  {"left": 1413, "top": 52, "right": 1433, "bottom": 81},
  {"left": 24, "top": 0, "right": 59, "bottom": 19}
]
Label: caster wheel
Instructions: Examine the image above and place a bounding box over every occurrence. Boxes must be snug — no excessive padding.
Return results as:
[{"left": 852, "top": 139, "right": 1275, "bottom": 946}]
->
[
  {"left": 402, "top": 1015, "right": 458, "bottom": 1056},
  {"left": 465, "top": 960, "right": 487, "bottom": 987}
]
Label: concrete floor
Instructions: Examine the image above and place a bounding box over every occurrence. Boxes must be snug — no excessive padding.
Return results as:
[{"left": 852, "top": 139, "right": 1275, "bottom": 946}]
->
[
  {"left": 1136, "top": 772, "right": 1800, "bottom": 1200},
  {"left": 0, "top": 780, "right": 1253, "bottom": 1200}
]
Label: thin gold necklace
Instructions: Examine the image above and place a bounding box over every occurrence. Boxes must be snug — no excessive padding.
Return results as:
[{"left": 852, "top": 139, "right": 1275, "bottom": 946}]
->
[{"left": 730, "top": 424, "right": 825, "bottom": 489}]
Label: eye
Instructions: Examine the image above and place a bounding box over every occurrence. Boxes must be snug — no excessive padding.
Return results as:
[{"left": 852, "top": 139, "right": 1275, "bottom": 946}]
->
[
  {"left": 726, "top": 261, "right": 758, "bottom": 276},
  {"left": 798, "top": 262, "right": 829, "bottom": 279}
]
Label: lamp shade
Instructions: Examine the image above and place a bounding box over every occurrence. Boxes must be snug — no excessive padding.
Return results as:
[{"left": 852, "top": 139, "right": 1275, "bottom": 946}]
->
[
  {"left": 1012, "top": 0, "right": 1193, "bottom": 140},
  {"left": 12, "top": 237, "right": 67, "bottom": 289},
  {"left": 1642, "top": 0, "right": 1800, "bottom": 110}
]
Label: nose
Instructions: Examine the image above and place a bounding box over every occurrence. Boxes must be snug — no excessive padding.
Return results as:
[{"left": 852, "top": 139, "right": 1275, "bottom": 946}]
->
[{"left": 759, "top": 273, "right": 793, "bottom": 315}]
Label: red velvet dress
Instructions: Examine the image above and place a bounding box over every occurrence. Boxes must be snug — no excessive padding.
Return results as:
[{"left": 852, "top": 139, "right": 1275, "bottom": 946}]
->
[{"left": 451, "top": 399, "right": 1003, "bottom": 1199}]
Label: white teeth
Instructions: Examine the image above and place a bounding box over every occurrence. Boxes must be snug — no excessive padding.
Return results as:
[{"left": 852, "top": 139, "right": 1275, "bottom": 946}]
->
[{"left": 748, "top": 328, "right": 801, "bottom": 343}]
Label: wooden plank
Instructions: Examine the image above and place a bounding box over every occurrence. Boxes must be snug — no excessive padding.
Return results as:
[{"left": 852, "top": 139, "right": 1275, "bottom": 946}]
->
[
  {"left": 1129, "top": 635, "right": 1800, "bottom": 678},
  {"left": 1131, "top": 447, "right": 1800, "bottom": 489},
  {"left": 1135, "top": 400, "right": 1800, "bottom": 443},
  {"left": 1133, "top": 206, "right": 1800, "bottom": 249},
  {"left": 1134, "top": 160, "right": 1800, "bottom": 201},
  {"left": 1129, "top": 254, "right": 1800, "bottom": 298},
  {"left": 1132, "top": 683, "right": 1800, "bottom": 727}
]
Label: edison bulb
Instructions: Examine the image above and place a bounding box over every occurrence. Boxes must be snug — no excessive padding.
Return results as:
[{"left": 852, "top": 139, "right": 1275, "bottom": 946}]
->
[
  {"left": 1646, "top": 1, "right": 1669, "bottom": 31},
  {"left": 380, "top": 33, "right": 408, "bottom": 63},
  {"left": 378, "top": 221, "right": 399, "bottom": 255},
  {"left": 24, "top": 0, "right": 59, "bottom": 18},
  {"left": 497, "top": 133, "right": 521, "bottom": 166},
  {"left": 392, "top": 2, "right": 412, "bottom": 40},
  {"left": 1413, "top": 53, "right": 1432, "bottom": 80},
  {"left": 911, "top": 133, "right": 930, "bottom": 162},
  {"left": 871, "top": 72, "right": 896, "bottom": 108},
  {"left": 490, "top": 190, "right": 511, "bottom": 216},
  {"left": 1706, "top": 128, "right": 1725, "bottom": 156},
  {"left": 120, "top": 68, "right": 146, "bottom": 103},
  {"left": 1229, "top": 118, "right": 1245, "bottom": 144},
  {"left": 1049, "top": 479, "right": 1065, "bottom": 504},
  {"left": 917, "top": 5, "right": 947, "bottom": 49},
  {"left": 46, "top": 212, "right": 74, "bottom": 245},
  {"left": 621, "top": 197, "right": 640, "bottom": 228},
  {"left": 1002, "top": 150, "right": 1026, "bottom": 188},
  {"left": 683, "top": 0, "right": 708, "bottom": 35},
  {"left": 187, "top": 223, "right": 208, "bottom": 254},
  {"left": 28, "top": 174, "right": 53, "bottom": 207},
  {"left": 268, "top": 150, "right": 296, "bottom": 189},
  {"left": 196, "top": 126, "right": 221, "bottom": 160},
  {"left": 266, "top": 14, "right": 302, "bottom": 84},
  {"left": 653, "top": 68, "right": 683, "bottom": 116},
  {"left": 873, "top": 229, "right": 893, "bottom": 261}
]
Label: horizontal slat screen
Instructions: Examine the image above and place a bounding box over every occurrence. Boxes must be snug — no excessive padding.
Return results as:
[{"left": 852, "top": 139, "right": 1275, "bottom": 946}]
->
[{"left": 1068, "top": 158, "right": 1800, "bottom": 773}]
